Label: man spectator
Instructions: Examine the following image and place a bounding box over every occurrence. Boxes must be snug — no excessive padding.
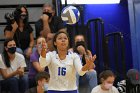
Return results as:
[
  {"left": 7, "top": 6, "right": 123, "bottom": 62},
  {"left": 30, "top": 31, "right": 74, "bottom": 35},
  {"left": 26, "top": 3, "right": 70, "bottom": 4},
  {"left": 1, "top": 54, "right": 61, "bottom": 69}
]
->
[{"left": 35, "top": 2, "right": 66, "bottom": 40}]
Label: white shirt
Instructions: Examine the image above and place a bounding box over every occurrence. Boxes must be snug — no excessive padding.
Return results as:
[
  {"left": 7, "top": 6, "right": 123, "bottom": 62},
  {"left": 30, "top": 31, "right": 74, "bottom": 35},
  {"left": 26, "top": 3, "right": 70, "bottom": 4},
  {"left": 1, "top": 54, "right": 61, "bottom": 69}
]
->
[
  {"left": 0, "top": 52, "right": 26, "bottom": 80},
  {"left": 39, "top": 51, "right": 87, "bottom": 91},
  {"left": 91, "top": 85, "right": 119, "bottom": 93}
]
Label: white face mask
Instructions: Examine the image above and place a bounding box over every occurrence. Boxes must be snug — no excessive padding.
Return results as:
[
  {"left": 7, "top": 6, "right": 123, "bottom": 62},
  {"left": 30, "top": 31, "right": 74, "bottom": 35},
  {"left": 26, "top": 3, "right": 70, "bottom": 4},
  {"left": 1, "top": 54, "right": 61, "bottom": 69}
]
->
[
  {"left": 104, "top": 83, "right": 113, "bottom": 90},
  {"left": 43, "top": 83, "right": 48, "bottom": 91}
]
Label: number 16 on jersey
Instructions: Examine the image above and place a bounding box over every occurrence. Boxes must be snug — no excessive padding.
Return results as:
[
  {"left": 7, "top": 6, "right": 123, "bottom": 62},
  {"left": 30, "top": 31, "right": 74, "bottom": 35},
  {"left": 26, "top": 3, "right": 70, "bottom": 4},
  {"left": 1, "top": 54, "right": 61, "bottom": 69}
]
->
[{"left": 58, "top": 67, "right": 66, "bottom": 76}]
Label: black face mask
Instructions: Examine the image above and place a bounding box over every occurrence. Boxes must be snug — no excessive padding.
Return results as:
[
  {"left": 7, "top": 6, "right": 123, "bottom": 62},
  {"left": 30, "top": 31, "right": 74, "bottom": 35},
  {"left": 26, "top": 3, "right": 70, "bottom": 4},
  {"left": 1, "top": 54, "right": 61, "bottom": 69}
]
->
[
  {"left": 20, "top": 14, "right": 27, "bottom": 20},
  {"left": 74, "top": 41, "right": 86, "bottom": 54},
  {"left": 43, "top": 12, "right": 52, "bottom": 18},
  {"left": 8, "top": 47, "right": 16, "bottom": 54},
  {"left": 75, "top": 41, "right": 86, "bottom": 48}
]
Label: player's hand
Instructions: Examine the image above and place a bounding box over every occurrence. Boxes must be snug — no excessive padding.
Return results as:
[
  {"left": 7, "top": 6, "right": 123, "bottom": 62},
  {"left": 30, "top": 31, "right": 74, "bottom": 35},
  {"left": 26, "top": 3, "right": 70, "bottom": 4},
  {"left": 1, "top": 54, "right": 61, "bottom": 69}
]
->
[
  {"left": 85, "top": 55, "right": 96, "bottom": 69},
  {"left": 41, "top": 40, "right": 47, "bottom": 58}
]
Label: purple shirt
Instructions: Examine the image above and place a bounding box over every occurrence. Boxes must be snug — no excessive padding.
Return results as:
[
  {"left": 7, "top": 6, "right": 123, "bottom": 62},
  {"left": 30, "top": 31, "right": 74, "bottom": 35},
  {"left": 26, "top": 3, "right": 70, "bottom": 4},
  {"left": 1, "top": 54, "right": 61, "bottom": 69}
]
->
[{"left": 28, "top": 49, "right": 48, "bottom": 79}]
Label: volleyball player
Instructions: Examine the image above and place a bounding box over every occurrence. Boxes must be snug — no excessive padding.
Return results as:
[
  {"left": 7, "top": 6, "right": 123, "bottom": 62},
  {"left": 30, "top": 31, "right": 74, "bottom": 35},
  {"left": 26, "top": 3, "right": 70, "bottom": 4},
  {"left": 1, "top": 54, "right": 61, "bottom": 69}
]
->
[{"left": 39, "top": 31, "right": 96, "bottom": 93}]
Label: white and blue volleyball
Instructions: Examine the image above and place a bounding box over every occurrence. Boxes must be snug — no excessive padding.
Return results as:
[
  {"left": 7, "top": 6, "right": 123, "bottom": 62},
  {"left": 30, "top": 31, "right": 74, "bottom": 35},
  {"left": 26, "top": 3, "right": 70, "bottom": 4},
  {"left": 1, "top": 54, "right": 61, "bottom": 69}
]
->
[{"left": 61, "top": 6, "right": 80, "bottom": 25}]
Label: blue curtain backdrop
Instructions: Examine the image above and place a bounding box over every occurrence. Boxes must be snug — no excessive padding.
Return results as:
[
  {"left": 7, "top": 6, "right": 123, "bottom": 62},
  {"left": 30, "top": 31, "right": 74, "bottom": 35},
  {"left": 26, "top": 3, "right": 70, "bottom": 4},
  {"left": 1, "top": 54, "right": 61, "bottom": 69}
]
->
[
  {"left": 83, "top": 1, "right": 132, "bottom": 72},
  {"left": 128, "top": 0, "right": 140, "bottom": 71}
]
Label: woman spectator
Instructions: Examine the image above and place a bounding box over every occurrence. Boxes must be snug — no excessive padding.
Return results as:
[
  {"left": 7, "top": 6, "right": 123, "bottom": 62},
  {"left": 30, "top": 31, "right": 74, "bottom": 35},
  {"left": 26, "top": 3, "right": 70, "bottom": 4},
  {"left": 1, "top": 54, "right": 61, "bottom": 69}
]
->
[
  {"left": 73, "top": 35, "right": 97, "bottom": 92},
  {"left": 28, "top": 36, "right": 49, "bottom": 88},
  {"left": 0, "top": 38, "right": 28, "bottom": 93},
  {"left": 4, "top": 5, "right": 34, "bottom": 58}
]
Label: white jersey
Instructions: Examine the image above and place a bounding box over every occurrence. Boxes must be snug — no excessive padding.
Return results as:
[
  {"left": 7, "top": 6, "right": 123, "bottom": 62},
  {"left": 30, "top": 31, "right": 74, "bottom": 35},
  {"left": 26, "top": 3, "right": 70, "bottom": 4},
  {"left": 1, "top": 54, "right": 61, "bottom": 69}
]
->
[
  {"left": 39, "top": 51, "right": 87, "bottom": 91},
  {"left": 0, "top": 52, "right": 26, "bottom": 80}
]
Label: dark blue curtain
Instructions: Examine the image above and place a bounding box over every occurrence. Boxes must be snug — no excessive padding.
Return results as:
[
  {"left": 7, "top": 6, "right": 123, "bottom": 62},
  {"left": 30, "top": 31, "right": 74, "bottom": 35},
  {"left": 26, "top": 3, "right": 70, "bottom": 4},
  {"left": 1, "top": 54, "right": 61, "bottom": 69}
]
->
[{"left": 128, "top": 0, "right": 140, "bottom": 71}]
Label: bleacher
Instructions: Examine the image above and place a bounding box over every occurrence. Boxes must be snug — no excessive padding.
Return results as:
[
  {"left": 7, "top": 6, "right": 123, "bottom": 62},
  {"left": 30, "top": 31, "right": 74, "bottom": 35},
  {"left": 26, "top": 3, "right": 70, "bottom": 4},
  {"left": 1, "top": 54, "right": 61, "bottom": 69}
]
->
[
  {"left": 0, "top": 0, "right": 52, "bottom": 53},
  {"left": 0, "top": 1, "right": 95, "bottom": 93}
]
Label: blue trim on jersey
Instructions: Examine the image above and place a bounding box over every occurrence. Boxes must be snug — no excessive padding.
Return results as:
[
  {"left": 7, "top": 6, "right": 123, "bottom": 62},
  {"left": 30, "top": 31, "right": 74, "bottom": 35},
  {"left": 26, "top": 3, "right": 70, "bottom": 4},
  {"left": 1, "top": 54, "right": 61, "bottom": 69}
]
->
[{"left": 48, "top": 90, "right": 78, "bottom": 93}]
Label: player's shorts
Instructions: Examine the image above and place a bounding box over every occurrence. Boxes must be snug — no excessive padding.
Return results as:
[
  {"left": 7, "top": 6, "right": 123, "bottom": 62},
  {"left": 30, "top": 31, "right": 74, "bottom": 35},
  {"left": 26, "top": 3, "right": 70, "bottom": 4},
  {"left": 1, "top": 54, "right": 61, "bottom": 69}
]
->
[{"left": 48, "top": 90, "right": 78, "bottom": 93}]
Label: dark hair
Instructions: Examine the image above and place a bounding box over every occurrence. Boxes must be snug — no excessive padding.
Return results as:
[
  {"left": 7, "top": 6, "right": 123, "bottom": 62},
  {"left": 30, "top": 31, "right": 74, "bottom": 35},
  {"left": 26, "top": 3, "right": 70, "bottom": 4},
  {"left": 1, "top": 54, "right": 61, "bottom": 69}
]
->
[
  {"left": 43, "top": 3, "right": 55, "bottom": 11},
  {"left": 2, "top": 38, "right": 15, "bottom": 67},
  {"left": 35, "top": 71, "right": 50, "bottom": 83},
  {"left": 14, "top": 5, "right": 29, "bottom": 25},
  {"left": 99, "top": 70, "right": 115, "bottom": 83},
  {"left": 53, "top": 31, "right": 70, "bottom": 49}
]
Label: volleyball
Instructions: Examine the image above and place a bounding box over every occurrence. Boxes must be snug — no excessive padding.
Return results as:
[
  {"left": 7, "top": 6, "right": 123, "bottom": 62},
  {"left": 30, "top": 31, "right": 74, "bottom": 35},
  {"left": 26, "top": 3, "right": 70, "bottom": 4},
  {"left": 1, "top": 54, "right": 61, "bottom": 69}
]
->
[{"left": 61, "top": 6, "right": 80, "bottom": 25}]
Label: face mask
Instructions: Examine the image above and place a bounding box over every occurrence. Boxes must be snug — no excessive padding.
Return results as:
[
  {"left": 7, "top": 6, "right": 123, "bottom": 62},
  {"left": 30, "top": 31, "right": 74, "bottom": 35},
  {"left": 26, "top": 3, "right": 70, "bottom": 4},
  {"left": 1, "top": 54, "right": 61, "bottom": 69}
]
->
[
  {"left": 104, "top": 82, "right": 113, "bottom": 90},
  {"left": 43, "top": 83, "right": 48, "bottom": 91},
  {"left": 8, "top": 47, "right": 16, "bottom": 54},
  {"left": 43, "top": 12, "right": 52, "bottom": 18},
  {"left": 20, "top": 14, "right": 27, "bottom": 20}
]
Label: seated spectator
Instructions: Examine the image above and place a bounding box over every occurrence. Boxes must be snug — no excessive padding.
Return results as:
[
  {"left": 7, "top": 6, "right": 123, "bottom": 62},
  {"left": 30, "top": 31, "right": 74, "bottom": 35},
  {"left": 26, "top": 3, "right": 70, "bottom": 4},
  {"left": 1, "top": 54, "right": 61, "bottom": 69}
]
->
[
  {"left": 28, "top": 36, "right": 49, "bottom": 88},
  {"left": 71, "top": 35, "right": 96, "bottom": 68},
  {"left": 4, "top": 5, "right": 34, "bottom": 59},
  {"left": 0, "top": 38, "right": 28, "bottom": 93},
  {"left": 117, "top": 69, "right": 140, "bottom": 93},
  {"left": 35, "top": 2, "right": 66, "bottom": 39},
  {"left": 70, "top": 34, "right": 97, "bottom": 92},
  {"left": 91, "top": 70, "right": 119, "bottom": 93},
  {"left": 26, "top": 71, "right": 50, "bottom": 93}
]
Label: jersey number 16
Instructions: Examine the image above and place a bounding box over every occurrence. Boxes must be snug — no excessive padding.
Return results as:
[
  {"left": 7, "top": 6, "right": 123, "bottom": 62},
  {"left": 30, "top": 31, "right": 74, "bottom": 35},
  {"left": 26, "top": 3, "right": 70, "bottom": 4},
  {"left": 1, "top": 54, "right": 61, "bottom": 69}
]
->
[{"left": 58, "top": 67, "right": 66, "bottom": 76}]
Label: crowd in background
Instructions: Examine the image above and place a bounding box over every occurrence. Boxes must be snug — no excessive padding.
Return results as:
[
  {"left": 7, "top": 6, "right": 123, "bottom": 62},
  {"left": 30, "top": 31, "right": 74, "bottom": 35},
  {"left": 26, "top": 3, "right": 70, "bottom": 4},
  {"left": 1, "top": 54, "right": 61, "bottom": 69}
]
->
[{"left": 0, "top": 2, "right": 139, "bottom": 93}]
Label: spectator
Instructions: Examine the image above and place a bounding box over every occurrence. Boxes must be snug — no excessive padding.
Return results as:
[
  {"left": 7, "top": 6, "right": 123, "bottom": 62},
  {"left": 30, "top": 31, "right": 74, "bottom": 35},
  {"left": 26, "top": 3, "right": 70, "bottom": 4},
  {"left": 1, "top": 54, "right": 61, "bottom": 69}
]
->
[
  {"left": 26, "top": 71, "right": 50, "bottom": 93},
  {"left": 35, "top": 2, "right": 66, "bottom": 39},
  {"left": 73, "top": 35, "right": 96, "bottom": 69},
  {"left": 28, "top": 36, "right": 49, "bottom": 88},
  {"left": 0, "top": 38, "right": 28, "bottom": 93},
  {"left": 72, "top": 35, "right": 97, "bottom": 92},
  {"left": 4, "top": 5, "right": 34, "bottom": 58},
  {"left": 91, "top": 70, "right": 119, "bottom": 93},
  {"left": 117, "top": 69, "right": 140, "bottom": 93},
  {"left": 39, "top": 31, "right": 96, "bottom": 93}
]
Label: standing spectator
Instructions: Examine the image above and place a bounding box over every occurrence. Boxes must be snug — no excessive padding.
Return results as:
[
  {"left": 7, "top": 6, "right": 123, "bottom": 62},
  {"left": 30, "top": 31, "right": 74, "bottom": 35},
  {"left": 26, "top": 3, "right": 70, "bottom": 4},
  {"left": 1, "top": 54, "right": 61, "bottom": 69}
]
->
[
  {"left": 35, "top": 2, "right": 66, "bottom": 39},
  {"left": 28, "top": 36, "right": 49, "bottom": 88},
  {"left": 0, "top": 38, "right": 28, "bottom": 93},
  {"left": 91, "top": 70, "right": 119, "bottom": 93},
  {"left": 4, "top": 5, "right": 34, "bottom": 58},
  {"left": 26, "top": 71, "right": 50, "bottom": 93},
  {"left": 39, "top": 31, "right": 96, "bottom": 93},
  {"left": 72, "top": 35, "right": 97, "bottom": 92}
]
